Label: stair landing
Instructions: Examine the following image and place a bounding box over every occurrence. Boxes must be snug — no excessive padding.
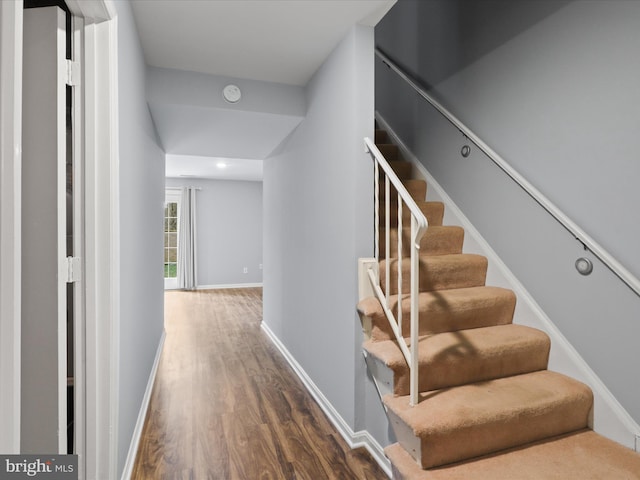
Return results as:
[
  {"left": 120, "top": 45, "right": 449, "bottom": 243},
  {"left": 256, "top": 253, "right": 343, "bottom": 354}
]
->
[{"left": 386, "top": 429, "right": 640, "bottom": 480}]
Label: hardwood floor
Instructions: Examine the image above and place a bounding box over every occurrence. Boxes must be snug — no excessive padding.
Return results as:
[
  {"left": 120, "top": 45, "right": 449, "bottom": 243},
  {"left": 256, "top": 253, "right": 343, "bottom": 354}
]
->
[{"left": 131, "top": 288, "right": 388, "bottom": 479}]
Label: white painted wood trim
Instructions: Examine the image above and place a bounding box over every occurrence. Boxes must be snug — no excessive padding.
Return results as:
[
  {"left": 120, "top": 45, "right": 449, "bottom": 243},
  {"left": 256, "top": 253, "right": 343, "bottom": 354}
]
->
[
  {"left": 376, "top": 112, "right": 640, "bottom": 450},
  {"left": 120, "top": 331, "right": 166, "bottom": 480},
  {"left": 108, "top": 13, "right": 121, "bottom": 478},
  {"left": 0, "top": 0, "right": 119, "bottom": 471},
  {"left": 66, "top": 0, "right": 116, "bottom": 23},
  {"left": 55, "top": 7, "right": 68, "bottom": 453},
  {"left": 195, "top": 283, "right": 264, "bottom": 290},
  {"left": 82, "top": 1, "right": 119, "bottom": 477},
  {"left": 0, "top": 0, "right": 23, "bottom": 454},
  {"left": 70, "top": 13, "right": 87, "bottom": 477},
  {"left": 261, "top": 322, "right": 392, "bottom": 478}
]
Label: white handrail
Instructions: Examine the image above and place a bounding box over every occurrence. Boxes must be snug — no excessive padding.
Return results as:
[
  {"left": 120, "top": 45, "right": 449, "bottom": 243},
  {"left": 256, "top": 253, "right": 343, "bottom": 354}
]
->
[
  {"left": 376, "top": 47, "right": 640, "bottom": 298},
  {"left": 365, "top": 136, "right": 427, "bottom": 406}
]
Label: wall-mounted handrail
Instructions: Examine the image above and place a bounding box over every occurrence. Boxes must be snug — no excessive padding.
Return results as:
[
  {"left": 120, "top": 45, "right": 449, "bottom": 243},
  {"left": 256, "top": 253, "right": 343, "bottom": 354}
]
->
[
  {"left": 376, "top": 47, "right": 640, "bottom": 298},
  {"left": 365, "top": 137, "right": 427, "bottom": 406}
]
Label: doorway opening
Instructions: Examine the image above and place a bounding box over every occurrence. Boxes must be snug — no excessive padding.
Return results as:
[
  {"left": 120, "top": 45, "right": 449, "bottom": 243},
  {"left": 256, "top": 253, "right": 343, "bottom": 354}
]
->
[{"left": 22, "top": 0, "right": 81, "bottom": 457}]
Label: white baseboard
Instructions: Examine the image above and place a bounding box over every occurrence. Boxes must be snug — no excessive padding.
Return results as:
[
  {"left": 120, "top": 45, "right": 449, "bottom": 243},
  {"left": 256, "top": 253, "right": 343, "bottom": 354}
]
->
[
  {"left": 260, "top": 322, "right": 392, "bottom": 478},
  {"left": 196, "top": 282, "right": 263, "bottom": 290},
  {"left": 375, "top": 112, "right": 640, "bottom": 451},
  {"left": 120, "top": 330, "right": 166, "bottom": 480}
]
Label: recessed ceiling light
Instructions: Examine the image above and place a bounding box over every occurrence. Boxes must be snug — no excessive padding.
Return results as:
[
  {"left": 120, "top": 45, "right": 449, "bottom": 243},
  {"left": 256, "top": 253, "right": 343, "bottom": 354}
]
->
[{"left": 216, "top": 162, "right": 227, "bottom": 169}]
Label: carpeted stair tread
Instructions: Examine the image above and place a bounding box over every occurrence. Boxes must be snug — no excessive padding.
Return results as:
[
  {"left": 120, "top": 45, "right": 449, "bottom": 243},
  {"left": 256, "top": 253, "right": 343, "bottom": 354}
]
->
[
  {"left": 364, "top": 324, "right": 550, "bottom": 395},
  {"left": 388, "top": 201, "right": 445, "bottom": 226},
  {"left": 380, "top": 179, "right": 427, "bottom": 203},
  {"left": 375, "top": 129, "right": 390, "bottom": 144},
  {"left": 385, "top": 429, "right": 640, "bottom": 479},
  {"left": 379, "top": 159, "right": 413, "bottom": 180},
  {"left": 380, "top": 254, "right": 488, "bottom": 295},
  {"left": 380, "top": 226, "right": 464, "bottom": 258},
  {"left": 358, "top": 286, "right": 517, "bottom": 341},
  {"left": 383, "top": 370, "right": 593, "bottom": 469},
  {"left": 377, "top": 144, "right": 400, "bottom": 162}
]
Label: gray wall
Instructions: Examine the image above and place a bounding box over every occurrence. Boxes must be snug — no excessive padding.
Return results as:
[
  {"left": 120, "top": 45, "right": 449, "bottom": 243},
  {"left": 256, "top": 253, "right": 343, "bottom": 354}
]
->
[
  {"left": 146, "top": 66, "right": 305, "bottom": 160},
  {"left": 165, "top": 177, "right": 263, "bottom": 287},
  {"left": 376, "top": 0, "right": 640, "bottom": 423},
  {"left": 264, "top": 24, "right": 392, "bottom": 445},
  {"left": 114, "top": 1, "right": 165, "bottom": 476}
]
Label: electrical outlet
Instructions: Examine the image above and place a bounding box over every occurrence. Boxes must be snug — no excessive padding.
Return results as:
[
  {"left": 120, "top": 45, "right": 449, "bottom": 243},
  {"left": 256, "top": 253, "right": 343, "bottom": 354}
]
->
[
  {"left": 259, "top": 263, "right": 263, "bottom": 270},
  {"left": 243, "top": 267, "right": 248, "bottom": 274}
]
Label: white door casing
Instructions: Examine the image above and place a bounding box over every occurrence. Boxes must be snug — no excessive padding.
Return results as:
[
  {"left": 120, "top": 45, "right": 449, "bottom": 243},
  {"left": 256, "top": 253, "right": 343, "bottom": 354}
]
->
[
  {"left": 1, "top": 0, "right": 119, "bottom": 478},
  {"left": 0, "top": 0, "right": 23, "bottom": 455}
]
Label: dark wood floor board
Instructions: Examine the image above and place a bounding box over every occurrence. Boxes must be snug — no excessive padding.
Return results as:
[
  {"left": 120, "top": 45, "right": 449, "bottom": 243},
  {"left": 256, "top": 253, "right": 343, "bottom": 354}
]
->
[{"left": 131, "top": 288, "right": 388, "bottom": 479}]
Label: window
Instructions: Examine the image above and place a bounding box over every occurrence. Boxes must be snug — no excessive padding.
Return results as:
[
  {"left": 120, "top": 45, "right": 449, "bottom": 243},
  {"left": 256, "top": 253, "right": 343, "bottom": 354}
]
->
[
  {"left": 164, "top": 189, "right": 181, "bottom": 289},
  {"left": 164, "top": 201, "right": 178, "bottom": 278}
]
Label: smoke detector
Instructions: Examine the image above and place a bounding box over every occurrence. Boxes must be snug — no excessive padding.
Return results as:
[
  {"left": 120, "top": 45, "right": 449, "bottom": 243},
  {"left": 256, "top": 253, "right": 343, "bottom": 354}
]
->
[{"left": 223, "top": 84, "right": 241, "bottom": 103}]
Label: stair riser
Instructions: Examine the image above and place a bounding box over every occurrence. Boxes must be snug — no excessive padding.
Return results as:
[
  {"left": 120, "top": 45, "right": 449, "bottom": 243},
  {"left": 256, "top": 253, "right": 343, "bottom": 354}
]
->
[
  {"left": 391, "top": 336, "right": 550, "bottom": 395},
  {"left": 384, "top": 372, "right": 594, "bottom": 469},
  {"left": 386, "top": 430, "right": 640, "bottom": 480},
  {"left": 379, "top": 180, "right": 426, "bottom": 203},
  {"left": 363, "top": 325, "right": 550, "bottom": 396},
  {"left": 359, "top": 287, "right": 517, "bottom": 342},
  {"left": 375, "top": 129, "right": 390, "bottom": 144},
  {"left": 417, "top": 402, "right": 591, "bottom": 469},
  {"left": 379, "top": 255, "right": 487, "bottom": 295},
  {"left": 366, "top": 344, "right": 549, "bottom": 400},
  {"left": 377, "top": 144, "right": 399, "bottom": 162},
  {"left": 379, "top": 227, "right": 464, "bottom": 258},
  {"left": 387, "top": 202, "right": 444, "bottom": 227}
]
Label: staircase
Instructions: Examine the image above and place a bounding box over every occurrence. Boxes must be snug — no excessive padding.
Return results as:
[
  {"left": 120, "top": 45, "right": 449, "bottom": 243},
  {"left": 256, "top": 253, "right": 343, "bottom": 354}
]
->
[{"left": 358, "top": 128, "right": 640, "bottom": 479}]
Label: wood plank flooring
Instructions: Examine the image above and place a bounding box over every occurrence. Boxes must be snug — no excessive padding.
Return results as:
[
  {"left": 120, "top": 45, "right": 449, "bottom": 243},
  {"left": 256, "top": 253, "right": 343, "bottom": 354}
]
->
[{"left": 131, "top": 288, "right": 388, "bottom": 479}]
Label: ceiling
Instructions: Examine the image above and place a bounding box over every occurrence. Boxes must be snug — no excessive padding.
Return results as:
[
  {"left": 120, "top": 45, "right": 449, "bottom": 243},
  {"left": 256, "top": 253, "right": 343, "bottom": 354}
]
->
[{"left": 130, "top": 0, "right": 396, "bottom": 180}]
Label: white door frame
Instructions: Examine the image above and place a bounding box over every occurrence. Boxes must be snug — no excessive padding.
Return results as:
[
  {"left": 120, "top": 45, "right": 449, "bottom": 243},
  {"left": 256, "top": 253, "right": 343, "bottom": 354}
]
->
[
  {"left": 1, "top": 0, "right": 119, "bottom": 477},
  {"left": 0, "top": 0, "right": 23, "bottom": 455},
  {"left": 67, "top": 1, "right": 119, "bottom": 478}
]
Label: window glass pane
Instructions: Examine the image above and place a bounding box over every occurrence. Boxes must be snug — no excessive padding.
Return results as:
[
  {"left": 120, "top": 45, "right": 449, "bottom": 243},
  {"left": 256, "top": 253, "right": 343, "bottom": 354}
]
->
[
  {"left": 168, "top": 232, "right": 177, "bottom": 248},
  {"left": 168, "top": 202, "right": 177, "bottom": 217}
]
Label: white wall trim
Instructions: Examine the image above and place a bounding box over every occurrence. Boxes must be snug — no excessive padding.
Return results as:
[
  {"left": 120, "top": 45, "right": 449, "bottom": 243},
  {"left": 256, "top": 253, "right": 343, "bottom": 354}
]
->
[
  {"left": 261, "top": 322, "right": 392, "bottom": 478},
  {"left": 0, "top": 0, "right": 23, "bottom": 454},
  {"left": 107, "top": 12, "right": 121, "bottom": 476},
  {"left": 376, "top": 112, "right": 640, "bottom": 451},
  {"left": 195, "top": 282, "right": 263, "bottom": 290},
  {"left": 120, "top": 331, "right": 166, "bottom": 480}
]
